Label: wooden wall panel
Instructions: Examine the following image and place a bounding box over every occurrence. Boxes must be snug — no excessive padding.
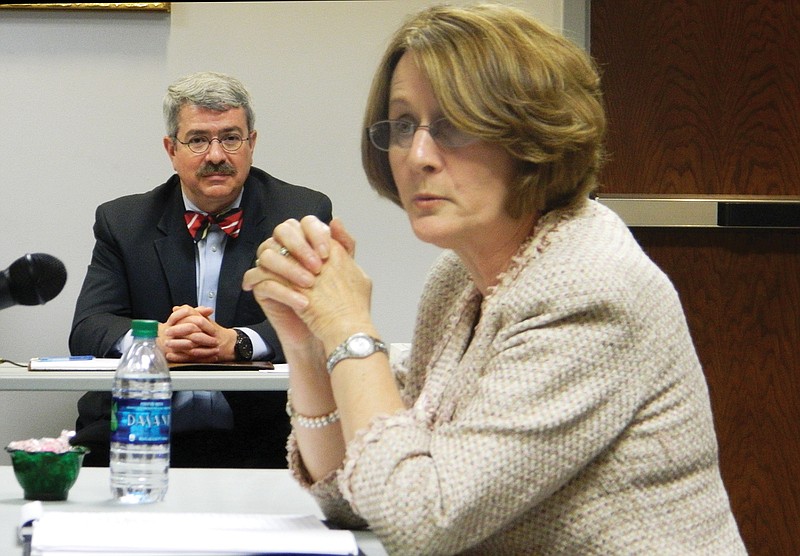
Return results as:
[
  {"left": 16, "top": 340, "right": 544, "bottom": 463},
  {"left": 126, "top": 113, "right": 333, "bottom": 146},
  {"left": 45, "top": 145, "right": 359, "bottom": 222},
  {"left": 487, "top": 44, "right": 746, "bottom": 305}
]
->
[
  {"left": 591, "top": 0, "right": 800, "bottom": 197},
  {"left": 591, "top": 1, "right": 800, "bottom": 554},
  {"left": 634, "top": 229, "right": 800, "bottom": 555}
]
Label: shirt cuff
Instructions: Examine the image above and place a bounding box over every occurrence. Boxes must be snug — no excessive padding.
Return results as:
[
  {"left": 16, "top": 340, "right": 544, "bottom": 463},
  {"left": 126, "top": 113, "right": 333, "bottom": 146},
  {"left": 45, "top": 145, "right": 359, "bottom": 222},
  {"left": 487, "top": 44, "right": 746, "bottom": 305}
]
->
[
  {"left": 238, "top": 327, "right": 273, "bottom": 360},
  {"left": 113, "top": 329, "right": 134, "bottom": 357}
]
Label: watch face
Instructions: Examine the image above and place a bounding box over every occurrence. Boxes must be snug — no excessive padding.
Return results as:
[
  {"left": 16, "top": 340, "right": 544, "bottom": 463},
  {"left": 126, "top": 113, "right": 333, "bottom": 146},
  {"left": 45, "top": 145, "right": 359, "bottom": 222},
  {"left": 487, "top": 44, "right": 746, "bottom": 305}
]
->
[
  {"left": 348, "top": 335, "right": 373, "bottom": 357},
  {"left": 236, "top": 331, "right": 253, "bottom": 360}
]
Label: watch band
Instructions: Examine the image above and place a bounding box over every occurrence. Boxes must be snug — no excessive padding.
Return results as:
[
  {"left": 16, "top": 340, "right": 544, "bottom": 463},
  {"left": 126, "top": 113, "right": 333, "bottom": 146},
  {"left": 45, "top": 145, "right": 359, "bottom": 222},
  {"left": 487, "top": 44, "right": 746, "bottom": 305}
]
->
[{"left": 326, "top": 332, "right": 388, "bottom": 374}]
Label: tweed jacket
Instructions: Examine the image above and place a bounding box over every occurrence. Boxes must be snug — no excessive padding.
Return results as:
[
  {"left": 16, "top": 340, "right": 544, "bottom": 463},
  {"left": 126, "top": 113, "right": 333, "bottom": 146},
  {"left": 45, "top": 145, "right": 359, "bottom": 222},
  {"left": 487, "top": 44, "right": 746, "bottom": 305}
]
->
[{"left": 290, "top": 199, "right": 745, "bottom": 555}]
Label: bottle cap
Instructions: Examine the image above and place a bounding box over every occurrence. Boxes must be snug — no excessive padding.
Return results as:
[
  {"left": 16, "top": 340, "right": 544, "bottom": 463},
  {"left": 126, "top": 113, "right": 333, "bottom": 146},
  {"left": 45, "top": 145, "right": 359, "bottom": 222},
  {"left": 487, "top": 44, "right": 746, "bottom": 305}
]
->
[{"left": 131, "top": 319, "right": 159, "bottom": 338}]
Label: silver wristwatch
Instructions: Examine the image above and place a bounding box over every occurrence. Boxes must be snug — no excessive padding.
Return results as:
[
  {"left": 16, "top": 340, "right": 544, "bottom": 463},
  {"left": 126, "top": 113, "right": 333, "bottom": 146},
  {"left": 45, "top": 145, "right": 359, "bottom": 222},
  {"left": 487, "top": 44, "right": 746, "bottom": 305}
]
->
[{"left": 326, "top": 333, "right": 388, "bottom": 374}]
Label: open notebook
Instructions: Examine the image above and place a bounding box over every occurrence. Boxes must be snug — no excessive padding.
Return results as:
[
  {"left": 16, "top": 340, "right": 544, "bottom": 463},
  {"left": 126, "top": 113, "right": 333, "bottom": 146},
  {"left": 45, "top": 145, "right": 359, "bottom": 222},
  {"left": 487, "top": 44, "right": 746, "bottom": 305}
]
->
[{"left": 19, "top": 501, "right": 359, "bottom": 555}]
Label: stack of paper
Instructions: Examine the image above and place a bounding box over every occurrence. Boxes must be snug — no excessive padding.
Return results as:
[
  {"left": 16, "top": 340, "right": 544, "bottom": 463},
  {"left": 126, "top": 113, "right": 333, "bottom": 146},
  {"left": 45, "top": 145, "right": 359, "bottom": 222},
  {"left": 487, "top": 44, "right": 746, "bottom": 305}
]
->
[{"left": 19, "top": 502, "right": 359, "bottom": 555}]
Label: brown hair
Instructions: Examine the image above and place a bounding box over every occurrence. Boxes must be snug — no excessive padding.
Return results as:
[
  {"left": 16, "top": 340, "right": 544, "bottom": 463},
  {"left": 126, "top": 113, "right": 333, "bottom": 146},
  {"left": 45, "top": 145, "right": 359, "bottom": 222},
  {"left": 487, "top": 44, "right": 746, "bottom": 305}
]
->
[{"left": 361, "top": 3, "right": 606, "bottom": 217}]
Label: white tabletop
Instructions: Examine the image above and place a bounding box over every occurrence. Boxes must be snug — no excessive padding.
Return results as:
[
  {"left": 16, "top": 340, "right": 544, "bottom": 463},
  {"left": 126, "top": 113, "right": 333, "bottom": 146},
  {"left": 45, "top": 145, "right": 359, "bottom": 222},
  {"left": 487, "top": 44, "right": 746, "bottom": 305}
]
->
[
  {"left": 0, "top": 363, "right": 289, "bottom": 391},
  {"left": 1, "top": 466, "right": 386, "bottom": 555}
]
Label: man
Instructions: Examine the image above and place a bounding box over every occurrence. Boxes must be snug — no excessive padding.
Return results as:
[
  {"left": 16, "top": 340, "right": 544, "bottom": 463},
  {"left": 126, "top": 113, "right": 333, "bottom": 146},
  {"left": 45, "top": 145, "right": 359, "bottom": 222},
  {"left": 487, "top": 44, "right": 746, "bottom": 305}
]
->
[{"left": 69, "top": 71, "right": 333, "bottom": 468}]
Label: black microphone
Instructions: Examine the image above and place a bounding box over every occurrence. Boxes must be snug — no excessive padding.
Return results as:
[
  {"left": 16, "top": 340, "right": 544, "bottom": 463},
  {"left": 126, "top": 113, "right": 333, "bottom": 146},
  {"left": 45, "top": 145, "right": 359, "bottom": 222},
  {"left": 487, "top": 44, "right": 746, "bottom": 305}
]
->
[{"left": 0, "top": 253, "right": 67, "bottom": 311}]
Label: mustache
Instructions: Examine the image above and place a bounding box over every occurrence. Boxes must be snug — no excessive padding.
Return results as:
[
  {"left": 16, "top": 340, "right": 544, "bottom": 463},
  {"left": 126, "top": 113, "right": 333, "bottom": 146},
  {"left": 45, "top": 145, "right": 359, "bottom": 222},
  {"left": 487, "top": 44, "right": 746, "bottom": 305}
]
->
[{"left": 196, "top": 162, "right": 237, "bottom": 178}]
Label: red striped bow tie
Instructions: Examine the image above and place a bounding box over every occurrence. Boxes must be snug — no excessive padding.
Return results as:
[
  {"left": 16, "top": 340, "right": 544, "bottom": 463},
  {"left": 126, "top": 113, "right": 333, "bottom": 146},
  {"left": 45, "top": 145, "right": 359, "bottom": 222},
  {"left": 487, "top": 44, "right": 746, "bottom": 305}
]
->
[{"left": 184, "top": 208, "right": 243, "bottom": 242}]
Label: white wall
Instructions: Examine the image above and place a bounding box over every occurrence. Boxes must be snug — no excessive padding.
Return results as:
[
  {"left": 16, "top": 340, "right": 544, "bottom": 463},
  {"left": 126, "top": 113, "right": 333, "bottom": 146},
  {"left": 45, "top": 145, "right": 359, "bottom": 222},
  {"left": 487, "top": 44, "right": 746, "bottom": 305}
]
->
[{"left": 0, "top": 0, "right": 581, "bottom": 455}]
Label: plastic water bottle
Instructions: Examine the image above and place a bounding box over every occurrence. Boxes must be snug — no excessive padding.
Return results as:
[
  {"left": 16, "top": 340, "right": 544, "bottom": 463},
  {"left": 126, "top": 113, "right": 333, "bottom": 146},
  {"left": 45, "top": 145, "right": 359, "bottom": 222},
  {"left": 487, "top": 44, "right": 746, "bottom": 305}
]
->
[{"left": 110, "top": 319, "right": 171, "bottom": 503}]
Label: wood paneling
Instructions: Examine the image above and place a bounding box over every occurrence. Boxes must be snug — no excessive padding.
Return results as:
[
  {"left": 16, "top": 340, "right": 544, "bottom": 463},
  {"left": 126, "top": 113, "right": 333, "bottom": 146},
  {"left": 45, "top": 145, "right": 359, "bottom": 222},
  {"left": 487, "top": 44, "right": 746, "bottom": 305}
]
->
[
  {"left": 592, "top": 0, "right": 800, "bottom": 197},
  {"left": 591, "top": 1, "right": 800, "bottom": 554},
  {"left": 634, "top": 228, "right": 800, "bottom": 555}
]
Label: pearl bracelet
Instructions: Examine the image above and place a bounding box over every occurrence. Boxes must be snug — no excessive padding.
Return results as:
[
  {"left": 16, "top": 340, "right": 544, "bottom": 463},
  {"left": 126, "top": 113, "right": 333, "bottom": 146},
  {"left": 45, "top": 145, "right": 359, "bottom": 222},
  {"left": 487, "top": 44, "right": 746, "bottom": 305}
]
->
[{"left": 285, "top": 389, "right": 341, "bottom": 429}]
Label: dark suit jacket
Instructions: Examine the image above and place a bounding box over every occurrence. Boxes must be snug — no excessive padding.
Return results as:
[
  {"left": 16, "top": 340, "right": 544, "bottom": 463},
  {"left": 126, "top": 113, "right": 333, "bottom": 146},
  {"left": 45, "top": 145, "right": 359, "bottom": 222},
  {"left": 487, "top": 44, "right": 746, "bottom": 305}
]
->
[{"left": 69, "top": 167, "right": 333, "bottom": 468}]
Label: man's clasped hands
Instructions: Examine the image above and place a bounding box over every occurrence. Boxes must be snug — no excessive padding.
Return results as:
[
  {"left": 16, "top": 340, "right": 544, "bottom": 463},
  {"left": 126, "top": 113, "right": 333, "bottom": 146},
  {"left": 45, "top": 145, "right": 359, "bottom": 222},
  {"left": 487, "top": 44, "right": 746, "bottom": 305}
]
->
[{"left": 154, "top": 216, "right": 365, "bottom": 365}]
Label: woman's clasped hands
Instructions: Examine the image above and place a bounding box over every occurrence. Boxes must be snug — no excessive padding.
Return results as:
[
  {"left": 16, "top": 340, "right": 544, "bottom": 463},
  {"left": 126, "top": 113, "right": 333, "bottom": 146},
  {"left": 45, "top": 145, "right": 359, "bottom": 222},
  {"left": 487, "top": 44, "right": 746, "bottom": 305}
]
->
[{"left": 242, "top": 215, "right": 369, "bottom": 347}]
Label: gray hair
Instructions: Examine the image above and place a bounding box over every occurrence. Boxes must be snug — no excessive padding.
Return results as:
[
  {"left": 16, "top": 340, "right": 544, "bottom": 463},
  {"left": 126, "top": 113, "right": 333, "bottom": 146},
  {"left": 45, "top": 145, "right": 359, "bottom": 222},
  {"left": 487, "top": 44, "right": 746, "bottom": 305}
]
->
[{"left": 163, "top": 71, "right": 255, "bottom": 138}]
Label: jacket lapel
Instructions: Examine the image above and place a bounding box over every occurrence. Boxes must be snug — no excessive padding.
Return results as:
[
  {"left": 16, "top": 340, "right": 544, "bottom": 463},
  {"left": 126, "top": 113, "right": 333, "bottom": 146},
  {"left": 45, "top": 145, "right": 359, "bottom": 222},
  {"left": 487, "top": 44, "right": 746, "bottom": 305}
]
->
[
  {"left": 154, "top": 184, "right": 198, "bottom": 307},
  {"left": 215, "top": 177, "right": 268, "bottom": 325}
]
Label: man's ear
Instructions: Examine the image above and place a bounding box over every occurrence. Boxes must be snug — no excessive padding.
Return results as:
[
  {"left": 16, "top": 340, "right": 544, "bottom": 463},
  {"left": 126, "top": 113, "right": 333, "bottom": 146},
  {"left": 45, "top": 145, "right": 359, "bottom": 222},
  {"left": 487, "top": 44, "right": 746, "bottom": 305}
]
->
[{"left": 163, "top": 135, "right": 177, "bottom": 157}]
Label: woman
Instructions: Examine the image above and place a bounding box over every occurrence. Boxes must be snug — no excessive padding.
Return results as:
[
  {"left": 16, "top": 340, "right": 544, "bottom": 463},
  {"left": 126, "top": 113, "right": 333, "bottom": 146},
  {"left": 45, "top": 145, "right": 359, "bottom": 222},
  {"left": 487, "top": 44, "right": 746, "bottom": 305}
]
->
[{"left": 243, "top": 4, "right": 745, "bottom": 554}]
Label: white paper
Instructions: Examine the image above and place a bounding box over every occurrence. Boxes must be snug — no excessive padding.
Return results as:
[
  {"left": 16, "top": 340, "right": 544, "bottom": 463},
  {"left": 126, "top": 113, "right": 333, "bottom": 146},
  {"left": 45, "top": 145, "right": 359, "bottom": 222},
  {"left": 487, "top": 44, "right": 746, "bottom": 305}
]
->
[
  {"left": 18, "top": 500, "right": 43, "bottom": 540},
  {"left": 21, "top": 504, "right": 359, "bottom": 555},
  {"left": 28, "top": 357, "right": 121, "bottom": 371},
  {"left": 259, "top": 363, "right": 289, "bottom": 376}
]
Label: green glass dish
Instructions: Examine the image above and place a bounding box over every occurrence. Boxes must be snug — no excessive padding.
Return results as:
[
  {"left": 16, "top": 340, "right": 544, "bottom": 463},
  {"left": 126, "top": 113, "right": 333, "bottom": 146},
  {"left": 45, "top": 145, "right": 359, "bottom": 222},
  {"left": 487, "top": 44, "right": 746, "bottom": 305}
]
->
[{"left": 5, "top": 445, "right": 90, "bottom": 501}]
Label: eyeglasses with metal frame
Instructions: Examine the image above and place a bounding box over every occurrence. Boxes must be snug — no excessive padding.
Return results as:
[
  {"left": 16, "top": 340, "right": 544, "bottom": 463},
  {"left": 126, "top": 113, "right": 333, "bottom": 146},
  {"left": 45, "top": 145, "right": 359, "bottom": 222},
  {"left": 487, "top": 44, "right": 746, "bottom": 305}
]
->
[
  {"left": 175, "top": 133, "right": 251, "bottom": 154},
  {"left": 367, "top": 119, "right": 478, "bottom": 152}
]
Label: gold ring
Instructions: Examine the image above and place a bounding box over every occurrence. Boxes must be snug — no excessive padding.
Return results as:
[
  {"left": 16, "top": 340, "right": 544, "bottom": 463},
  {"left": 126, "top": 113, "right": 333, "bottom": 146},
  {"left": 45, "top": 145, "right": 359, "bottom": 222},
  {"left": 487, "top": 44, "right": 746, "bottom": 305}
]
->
[{"left": 279, "top": 246, "right": 290, "bottom": 257}]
